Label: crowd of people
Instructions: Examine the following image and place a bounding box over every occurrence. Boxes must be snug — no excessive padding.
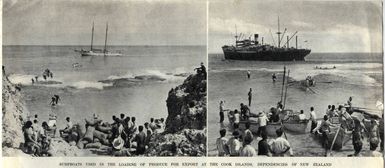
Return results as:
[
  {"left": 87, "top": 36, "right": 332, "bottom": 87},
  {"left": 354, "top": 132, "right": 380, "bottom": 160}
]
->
[
  {"left": 22, "top": 112, "right": 167, "bottom": 156},
  {"left": 216, "top": 126, "right": 293, "bottom": 157},
  {"left": 217, "top": 95, "right": 383, "bottom": 157}
]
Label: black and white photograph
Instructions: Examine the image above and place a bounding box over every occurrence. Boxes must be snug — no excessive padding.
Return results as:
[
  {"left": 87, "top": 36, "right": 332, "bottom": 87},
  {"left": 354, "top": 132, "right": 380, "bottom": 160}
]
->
[
  {"left": 2, "top": 0, "right": 207, "bottom": 157},
  {"left": 208, "top": 0, "right": 383, "bottom": 157}
]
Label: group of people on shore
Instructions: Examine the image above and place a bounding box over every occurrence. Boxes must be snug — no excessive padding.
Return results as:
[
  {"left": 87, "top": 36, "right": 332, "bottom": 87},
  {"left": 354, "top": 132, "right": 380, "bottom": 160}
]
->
[
  {"left": 22, "top": 114, "right": 56, "bottom": 156},
  {"left": 31, "top": 68, "right": 54, "bottom": 84},
  {"left": 309, "top": 97, "right": 383, "bottom": 156},
  {"left": 216, "top": 125, "right": 293, "bottom": 157},
  {"left": 22, "top": 111, "right": 167, "bottom": 156},
  {"left": 217, "top": 95, "right": 383, "bottom": 157}
]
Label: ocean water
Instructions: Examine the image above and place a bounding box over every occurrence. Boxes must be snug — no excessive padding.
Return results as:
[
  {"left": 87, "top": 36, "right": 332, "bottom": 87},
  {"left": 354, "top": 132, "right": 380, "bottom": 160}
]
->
[
  {"left": 3, "top": 45, "right": 206, "bottom": 132},
  {"left": 208, "top": 53, "right": 383, "bottom": 156}
]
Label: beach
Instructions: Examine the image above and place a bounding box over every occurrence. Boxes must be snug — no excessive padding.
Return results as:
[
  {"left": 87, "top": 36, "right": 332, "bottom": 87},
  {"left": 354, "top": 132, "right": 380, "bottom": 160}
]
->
[{"left": 207, "top": 52, "right": 383, "bottom": 156}]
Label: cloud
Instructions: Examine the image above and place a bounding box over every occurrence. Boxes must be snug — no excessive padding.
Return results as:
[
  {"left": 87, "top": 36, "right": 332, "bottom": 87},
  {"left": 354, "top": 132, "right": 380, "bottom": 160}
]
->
[
  {"left": 291, "top": 20, "right": 313, "bottom": 29},
  {"left": 210, "top": 17, "right": 268, "bottom": 36}
]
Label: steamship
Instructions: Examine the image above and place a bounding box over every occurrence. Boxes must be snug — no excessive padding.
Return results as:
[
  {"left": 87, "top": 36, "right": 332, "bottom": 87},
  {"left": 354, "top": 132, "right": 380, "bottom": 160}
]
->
[{"left": 222, "top": 18, "right": 311, "bottom": 61}]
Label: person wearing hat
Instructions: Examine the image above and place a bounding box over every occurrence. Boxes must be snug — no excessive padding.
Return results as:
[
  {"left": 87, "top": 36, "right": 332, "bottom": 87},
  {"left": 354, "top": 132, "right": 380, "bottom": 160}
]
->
[
  {"left": 257, "top": 111, "right": 269, "bottom": 137},
  {"left": 227, "top": 130, "right": 241, "bottom": 156},
  {"left": 240, "top": 133, "right": 257, "bottom": 156}
]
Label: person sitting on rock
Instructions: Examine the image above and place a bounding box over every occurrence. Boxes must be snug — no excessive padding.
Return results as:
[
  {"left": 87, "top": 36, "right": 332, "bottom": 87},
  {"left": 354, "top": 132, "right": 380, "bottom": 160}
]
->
[
  {"left": 59, "top": 117, "right": 73, "bottom": 137},
  {"left": 149, "top": 118, "right": 156, "bottom": 132},
  {"left": 133, "top": 125, "right": 146, "bottom": 155},
  {"left": 23, "top": 121, "right": 41, "bottom": 156}
]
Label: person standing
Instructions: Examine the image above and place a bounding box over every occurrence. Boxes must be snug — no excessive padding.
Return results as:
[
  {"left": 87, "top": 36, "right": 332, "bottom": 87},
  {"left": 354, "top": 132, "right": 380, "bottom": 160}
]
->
[
  {"left": 258, "top": 132, "right": 271, "bottom": 156},
  {"left": 240, "top": 134, "right": 257, "bottom": 156},
  {"left": 243, "top": 122, "right": 253, "bottom": 143},
  {"left": 219, "top": 101, "right": 225, "bottom": 123},
  {"left": 312, "top": 115, "right": 336, "bottom": 156},
  {"left": 54, "top": 95, "right": 60, "bottom": 105},
  {"left": 216, "top": 129, "right": 229, "bottom": 156},
  {"left": 270, "top": 128, "right": 293, "bottom": 156},
  {"left": 247, "top": 70, "right": 251, "bottom": 79},
  {"left": 257, "top": 112, "right": 269, "bottom": 137},
  {"left": 247, "top": 88, "right": 252, "bottom": 107},
  {"left": 227, "top": 130, "right": 241, "bottom": 156},
  {"left": 368, "top": 119, "right": 380, "bottom": 151},
  {"left": 272, "top": 73, "right": 277, "bottom": 82},
  {"left": 233, "top": 110, "right": 240, "bottom": 128},
  {"left": 309, "top": 107, "right": 317, "bottom": 134}
]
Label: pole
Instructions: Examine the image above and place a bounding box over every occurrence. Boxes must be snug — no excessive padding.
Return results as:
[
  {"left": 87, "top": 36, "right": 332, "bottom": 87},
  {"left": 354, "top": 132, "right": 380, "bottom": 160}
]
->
[
  {"left": 296, "top": 36, "right": 298, "bottom": 49},
  {"left": 91, "top": 22, "right": 94, "bottom": 51},
  {"left": 280, "top": 66, "right": 286, "bottom": 103},
  {"left": 278, "top": 17, "right": 280, "bottom": 48},
  {"left": 283, "top": 70, "right": 290, "bottom": 109},
  {"left": 104, "top": 22, "right": 108, "bottom": 55}
]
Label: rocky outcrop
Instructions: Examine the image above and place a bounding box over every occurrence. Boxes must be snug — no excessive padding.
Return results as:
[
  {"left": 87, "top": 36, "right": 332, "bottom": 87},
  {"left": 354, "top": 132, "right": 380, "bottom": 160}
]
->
[
  {"left": 146, "top": 73, "right": 207, "bottom": 156},
  {"left": 165, "top": 74, "right": 206, "bottom": 133},
  {"left": 2, "top": 72, "right": 29, "bottom": 156}
]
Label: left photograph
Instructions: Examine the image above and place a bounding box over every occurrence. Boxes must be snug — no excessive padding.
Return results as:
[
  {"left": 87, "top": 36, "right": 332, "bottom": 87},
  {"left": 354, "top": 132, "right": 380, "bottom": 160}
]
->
[{"left": 2, "top": 0, "right": 207, "bottom": 157}]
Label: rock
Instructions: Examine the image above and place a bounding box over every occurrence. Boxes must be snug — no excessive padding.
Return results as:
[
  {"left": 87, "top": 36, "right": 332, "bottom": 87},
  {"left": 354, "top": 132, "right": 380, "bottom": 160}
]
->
[{"left": 2, "top": 73, "right": 29, "bottom": 155}]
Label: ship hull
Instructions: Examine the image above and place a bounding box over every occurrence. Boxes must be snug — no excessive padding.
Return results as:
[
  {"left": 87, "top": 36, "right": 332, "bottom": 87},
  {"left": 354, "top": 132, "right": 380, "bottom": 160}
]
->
[
  {"left": 80, "top": 51, "right": 122, "bottom": 56},
  {"left": 223, "top": 49, "right": 311, "bottom": 61}
]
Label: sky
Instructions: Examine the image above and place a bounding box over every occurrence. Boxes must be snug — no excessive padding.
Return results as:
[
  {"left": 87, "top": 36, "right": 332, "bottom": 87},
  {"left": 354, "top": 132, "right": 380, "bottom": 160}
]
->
[
  {"left": 3, "top": 0, "right": 207, "bottom": 46},
  {"left": 209, "top": 0, "right": 383, "bottom": 53}
]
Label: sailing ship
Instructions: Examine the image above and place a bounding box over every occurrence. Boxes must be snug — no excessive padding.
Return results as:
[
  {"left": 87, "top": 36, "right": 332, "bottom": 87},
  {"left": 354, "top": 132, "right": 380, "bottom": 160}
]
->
[
  {"left": 77, "top": 22, "right": 122, "bottom": 56},
  {"left": 222, "top": 17, "right": 311, "bottom": 61}
]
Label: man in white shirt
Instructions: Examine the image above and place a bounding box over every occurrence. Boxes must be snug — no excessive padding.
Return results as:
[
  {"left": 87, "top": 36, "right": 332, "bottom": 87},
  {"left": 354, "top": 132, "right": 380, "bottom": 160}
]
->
[
  {"left": 309, "top": 107, "right": 317, "bottom": 134},
  {"left": 59, "top": 117, "right": 73, "bottom": 137},
  {"left": 233, "top": 110, "right": 240, "bottom": 128},
  {"left": 257, "top": 112, "right": 269, "bottom": 137},
  {"left": 270, "top": 128, "right": 293, "bottom": 156},
  {"left": 298, "top": 110, "right": 307, "bottom": 121}
]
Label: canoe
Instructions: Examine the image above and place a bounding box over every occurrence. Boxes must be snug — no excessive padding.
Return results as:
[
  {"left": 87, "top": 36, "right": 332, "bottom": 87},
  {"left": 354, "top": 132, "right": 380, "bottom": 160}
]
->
[
  {"left": 282, "top": 120, "right": 309, "bottom": 133},
  {"left": 312, "top": 117, "right": 351, "bottom": 150},
  {"left": 280, "top": 109, "right": 309, "bottom": 134},
  {"left": 228, "top": 114, "right": 282, "bottom": 137}
]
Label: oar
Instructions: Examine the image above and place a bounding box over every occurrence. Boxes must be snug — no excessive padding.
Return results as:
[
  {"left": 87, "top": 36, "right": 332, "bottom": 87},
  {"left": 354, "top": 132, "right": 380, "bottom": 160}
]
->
[
  {"left": 317, "top": 81, "right": 332, "bottom": 84},
  {"left": 327, "top": 126, "right": 341, "bottom": 157},
  {"left": 307, "top": 87, "right": 317, "bottom": 94}
]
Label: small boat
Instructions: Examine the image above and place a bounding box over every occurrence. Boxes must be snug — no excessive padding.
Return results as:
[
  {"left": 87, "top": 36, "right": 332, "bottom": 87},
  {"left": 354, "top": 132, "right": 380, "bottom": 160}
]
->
[
  {"left": 312, "top": 117, "right": 351, "bottom": 150},
  {"left": 280, "top": 109, "right": 309, "bottom": 134},
  {"left": 227, "top": 111, "right": 283, "bottom": 137}
]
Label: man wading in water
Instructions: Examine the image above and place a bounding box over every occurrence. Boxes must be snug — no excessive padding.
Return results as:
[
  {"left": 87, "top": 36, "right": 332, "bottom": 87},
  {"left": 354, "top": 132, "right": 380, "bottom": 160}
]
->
[{"left": 247, "top": 88, "right": 252, "bottom": 107}]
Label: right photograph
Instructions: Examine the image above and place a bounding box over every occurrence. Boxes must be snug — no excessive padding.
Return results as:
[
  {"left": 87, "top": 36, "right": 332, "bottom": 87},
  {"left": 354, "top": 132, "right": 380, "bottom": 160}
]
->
[{"left": 208, "top": 0, "right": 383, "bottom": 157}]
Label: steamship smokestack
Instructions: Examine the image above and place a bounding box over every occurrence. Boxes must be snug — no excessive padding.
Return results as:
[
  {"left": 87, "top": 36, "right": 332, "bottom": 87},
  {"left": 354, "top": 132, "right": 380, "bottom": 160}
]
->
[
  {"left": 262, "top": 37, "right": 264, "bottom": 45},
  {"left": 295, "top": 36, "right": 298, "bottom": 49},
  {"left": 254, "top": 34, "right": 259, "bottom": 45}
]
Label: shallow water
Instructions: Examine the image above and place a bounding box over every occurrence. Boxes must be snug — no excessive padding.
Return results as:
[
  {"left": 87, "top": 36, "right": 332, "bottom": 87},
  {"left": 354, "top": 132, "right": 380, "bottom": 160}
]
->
[
  {"left": 207, "top": 53, "right": 383, "bottom": 156},
  {"left": 3, "top": 45, "right": 206, "bottom": 130}
]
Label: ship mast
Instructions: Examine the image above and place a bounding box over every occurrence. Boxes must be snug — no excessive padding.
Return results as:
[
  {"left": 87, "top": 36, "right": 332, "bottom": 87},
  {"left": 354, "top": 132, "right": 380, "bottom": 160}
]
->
[
  {"left": 104, "top": 22, "right": 108, "bottom": 54},
  {"left": 235, "top": 25, "right": 238, "bottom": 45},
  {"left": 276, "top": 16, "right": 281, "bottom": 48},
  {"left": 90, "top": 22, "right": 94, "bottom": 51}
]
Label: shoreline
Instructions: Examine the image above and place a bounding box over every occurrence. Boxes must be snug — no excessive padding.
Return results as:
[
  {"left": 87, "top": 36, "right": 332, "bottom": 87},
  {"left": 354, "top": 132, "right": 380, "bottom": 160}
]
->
[{"left": 2, "top": 69, "right": 207, "bottom": 157}]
